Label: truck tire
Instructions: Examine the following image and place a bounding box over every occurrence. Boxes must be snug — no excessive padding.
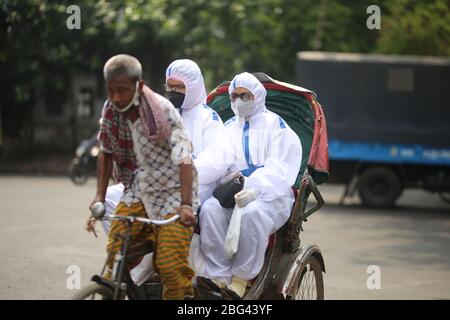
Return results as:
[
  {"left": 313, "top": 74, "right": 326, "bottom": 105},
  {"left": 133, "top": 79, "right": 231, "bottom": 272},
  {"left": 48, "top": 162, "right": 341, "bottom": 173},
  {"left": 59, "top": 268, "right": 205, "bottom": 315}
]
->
[{"left": 358, "top": 166, "right": 403, "bottom": 208}]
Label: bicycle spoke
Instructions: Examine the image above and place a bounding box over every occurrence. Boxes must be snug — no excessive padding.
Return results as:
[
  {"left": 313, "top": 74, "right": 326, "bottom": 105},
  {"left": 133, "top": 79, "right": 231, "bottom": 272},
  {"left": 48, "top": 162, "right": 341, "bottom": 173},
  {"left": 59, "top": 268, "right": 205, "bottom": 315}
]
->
[
  {"left": 306, "top": 265, "right": 312, "bottom": 299},
  {"left": 306, "top": 264, "right": 312, "bottom": 299},
  {"left": 309, "top": 269, "right": 315, "bottom": 299},
  {"left": 294, "top": 261, "right": 319, "bottom": 300}
]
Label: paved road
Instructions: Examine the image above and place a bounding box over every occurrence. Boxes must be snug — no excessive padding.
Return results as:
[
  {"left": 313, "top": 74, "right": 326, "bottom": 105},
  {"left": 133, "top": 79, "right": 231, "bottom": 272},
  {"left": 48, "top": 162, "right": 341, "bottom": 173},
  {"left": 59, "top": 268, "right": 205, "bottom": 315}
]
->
[{"left": 0, "top": 176, "right": 449, "bottom": 299}]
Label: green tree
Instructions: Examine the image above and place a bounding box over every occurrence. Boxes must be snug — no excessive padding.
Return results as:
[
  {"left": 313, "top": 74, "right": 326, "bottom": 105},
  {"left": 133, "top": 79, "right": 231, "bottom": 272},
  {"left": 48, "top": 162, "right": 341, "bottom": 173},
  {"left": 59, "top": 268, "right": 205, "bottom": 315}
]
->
[
  {"left": 1, "top": 1, "right": 117, "bottom": 144},
  {"left": 1, "top": 0, "right": 448, "bottom": 154},
  {"left": 377, "top": 0, "right": 450, "bottom": 56}
]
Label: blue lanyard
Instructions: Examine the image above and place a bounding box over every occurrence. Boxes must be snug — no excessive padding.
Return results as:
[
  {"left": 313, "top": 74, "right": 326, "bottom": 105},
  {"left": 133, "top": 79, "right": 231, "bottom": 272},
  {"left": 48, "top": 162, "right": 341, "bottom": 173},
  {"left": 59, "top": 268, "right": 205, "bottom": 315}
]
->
[{"left": 240, "top": 120, "right": 263, "bottom": 177}]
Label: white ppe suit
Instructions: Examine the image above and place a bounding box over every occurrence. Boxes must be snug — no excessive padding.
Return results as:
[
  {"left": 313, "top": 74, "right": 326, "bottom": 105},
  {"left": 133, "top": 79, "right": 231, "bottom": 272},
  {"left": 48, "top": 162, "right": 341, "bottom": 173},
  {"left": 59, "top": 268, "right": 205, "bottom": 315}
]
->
[{"left": 194, "top": 72, "right": 302, "bottom": 284}]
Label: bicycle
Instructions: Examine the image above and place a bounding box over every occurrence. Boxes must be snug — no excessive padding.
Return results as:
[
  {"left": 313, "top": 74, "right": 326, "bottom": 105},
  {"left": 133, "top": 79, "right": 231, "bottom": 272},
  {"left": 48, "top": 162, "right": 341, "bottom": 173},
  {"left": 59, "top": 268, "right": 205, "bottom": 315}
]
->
[{"left": 72, "top": 213, "right": 179, "bottom": 300}]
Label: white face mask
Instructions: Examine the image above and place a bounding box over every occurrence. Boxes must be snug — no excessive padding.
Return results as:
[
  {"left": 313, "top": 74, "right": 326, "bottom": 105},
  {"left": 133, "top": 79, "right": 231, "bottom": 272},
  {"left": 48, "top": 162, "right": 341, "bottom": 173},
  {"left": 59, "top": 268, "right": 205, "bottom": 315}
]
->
[
  {"left": 232, "top": 98, "right": 255, "bottom": 119},
  {"left": 111, "top": 81, "right": 140, "bottom": 113}
]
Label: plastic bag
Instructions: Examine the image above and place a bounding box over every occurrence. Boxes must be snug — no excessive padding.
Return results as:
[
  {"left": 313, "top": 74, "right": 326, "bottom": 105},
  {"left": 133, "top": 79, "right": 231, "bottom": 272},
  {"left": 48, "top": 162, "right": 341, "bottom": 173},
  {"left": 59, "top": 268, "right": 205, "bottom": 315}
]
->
[
  {"left": 130, "top": 253, "right": 154, "bottom": 286},
  {"left": 224, "top": 206, "right": 243, "bottom": 259},
  {"left": 188, "top": 233, "right": 207, "bottom": 277}
]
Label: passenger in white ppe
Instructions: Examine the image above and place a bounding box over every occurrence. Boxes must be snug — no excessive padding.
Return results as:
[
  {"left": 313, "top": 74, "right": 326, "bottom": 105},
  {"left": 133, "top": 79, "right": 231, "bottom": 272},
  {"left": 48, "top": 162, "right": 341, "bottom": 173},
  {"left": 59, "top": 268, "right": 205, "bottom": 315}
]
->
[
  {"left": 194, "top": 72, "right": 302, "bottom": 299},
  {"left": 164, "top": 59, "right": 224, "bottom": 164}
]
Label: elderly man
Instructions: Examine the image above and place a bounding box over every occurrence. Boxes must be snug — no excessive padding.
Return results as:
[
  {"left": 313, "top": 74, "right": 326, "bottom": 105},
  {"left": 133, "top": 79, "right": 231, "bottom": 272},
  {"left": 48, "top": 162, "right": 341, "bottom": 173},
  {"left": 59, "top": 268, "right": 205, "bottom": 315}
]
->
[
  {"left": 86, "top": 54, "right": 198, "bottom": 300},
  {"left": 194, "top": 72, "right": 302, "bottom": 299},
  {"left": 98, "top": 59, "right": 223, "bottom": 234}
]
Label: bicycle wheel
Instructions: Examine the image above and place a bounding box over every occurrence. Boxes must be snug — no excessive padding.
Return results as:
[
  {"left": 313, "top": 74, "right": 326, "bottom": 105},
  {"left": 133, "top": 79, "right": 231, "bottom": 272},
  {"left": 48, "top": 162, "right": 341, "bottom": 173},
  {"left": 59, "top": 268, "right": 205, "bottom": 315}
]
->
[
  {"left": 71, "top": 283, "right": 113, "bottom": 300},
  {"left": 288, "top": 255, "right": 324, "bottom": 300}
]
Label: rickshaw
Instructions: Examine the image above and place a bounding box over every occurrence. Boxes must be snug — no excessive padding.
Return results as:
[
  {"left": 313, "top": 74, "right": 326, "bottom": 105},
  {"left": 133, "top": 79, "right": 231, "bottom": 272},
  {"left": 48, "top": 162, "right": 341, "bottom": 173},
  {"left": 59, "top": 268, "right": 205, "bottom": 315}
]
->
[{"left": 73, "top": 73, "right": 329, "bottom": 300}]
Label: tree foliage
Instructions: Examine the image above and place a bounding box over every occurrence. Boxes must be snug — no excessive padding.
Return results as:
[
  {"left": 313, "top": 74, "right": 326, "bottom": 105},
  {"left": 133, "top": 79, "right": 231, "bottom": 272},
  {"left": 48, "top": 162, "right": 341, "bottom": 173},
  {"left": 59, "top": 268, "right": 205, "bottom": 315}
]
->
[
  {"left": 377, "top": 0, "right": 450, "bottom": 56},
  {"left": 1, "top": 0, "right": 448, "bottom": 141}
]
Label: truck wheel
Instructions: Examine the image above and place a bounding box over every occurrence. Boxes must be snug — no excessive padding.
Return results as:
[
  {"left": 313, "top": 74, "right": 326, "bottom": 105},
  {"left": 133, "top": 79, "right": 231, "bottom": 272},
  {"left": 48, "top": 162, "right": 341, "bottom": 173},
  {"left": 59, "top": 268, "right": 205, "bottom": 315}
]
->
[{"left": 358, "top": 167, "right": 403, "bottom": 208}]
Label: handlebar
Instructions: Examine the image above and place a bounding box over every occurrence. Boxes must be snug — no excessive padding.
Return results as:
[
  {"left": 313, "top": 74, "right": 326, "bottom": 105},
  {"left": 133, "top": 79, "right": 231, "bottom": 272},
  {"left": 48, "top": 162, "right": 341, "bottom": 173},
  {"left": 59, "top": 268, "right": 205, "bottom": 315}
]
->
[
  {"left": 105, "top": 214, "right": 180, "bottom": 226},
  {"left": 90, "top": 202, "right": 180, "bottom": 226}
]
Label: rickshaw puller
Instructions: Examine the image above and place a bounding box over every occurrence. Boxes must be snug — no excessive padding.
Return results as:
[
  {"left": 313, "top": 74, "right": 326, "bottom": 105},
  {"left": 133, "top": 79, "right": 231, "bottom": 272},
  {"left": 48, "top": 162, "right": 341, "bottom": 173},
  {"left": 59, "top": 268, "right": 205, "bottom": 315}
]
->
[
  {"left": 96, "top": 59, "right": 224, "bottom": 236},
  {"left": 87, "top": 54, "right": 199, "bottom": 300}
]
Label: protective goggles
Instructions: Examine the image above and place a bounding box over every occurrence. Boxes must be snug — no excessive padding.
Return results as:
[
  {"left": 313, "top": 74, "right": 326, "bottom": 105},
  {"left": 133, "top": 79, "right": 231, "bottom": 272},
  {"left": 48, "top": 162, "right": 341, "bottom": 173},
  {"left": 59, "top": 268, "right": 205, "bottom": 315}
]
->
[
  {"left": 164, "top": 83, "right": 186, "bottom": 92},
  {"left": 230, "top": 92, "right": 253, "bottom": 102}
]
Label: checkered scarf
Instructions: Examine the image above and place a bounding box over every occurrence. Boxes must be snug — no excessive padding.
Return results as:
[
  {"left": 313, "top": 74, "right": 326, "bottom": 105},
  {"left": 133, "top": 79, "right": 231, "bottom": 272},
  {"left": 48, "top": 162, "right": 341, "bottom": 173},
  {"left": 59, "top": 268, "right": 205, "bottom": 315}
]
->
[{"left": 98, "top": 85, "right": 170, "bottom": 187}]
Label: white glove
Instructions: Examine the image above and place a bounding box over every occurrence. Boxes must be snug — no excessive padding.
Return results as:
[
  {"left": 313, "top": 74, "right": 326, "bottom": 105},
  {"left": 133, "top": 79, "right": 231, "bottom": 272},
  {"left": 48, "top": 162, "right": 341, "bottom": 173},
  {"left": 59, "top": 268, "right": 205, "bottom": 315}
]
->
[{"left": 234, "top": 189, "right": 259, "bottom": 208}]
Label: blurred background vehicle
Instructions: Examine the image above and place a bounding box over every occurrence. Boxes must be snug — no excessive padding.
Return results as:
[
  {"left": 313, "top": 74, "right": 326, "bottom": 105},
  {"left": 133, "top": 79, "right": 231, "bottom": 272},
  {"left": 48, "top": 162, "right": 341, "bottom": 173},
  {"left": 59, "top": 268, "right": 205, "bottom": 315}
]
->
[
  {"left": 68, "top": 132, "right": 99, "bottom": 185},
  {"left": 296, "top": 52, "right": 450, "bottom": 207}
]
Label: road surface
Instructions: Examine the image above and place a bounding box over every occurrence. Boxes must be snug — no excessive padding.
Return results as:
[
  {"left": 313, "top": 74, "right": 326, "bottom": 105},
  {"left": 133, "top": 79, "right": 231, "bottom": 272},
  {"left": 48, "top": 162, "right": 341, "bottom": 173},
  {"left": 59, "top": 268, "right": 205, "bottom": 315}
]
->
[{"left": 0, "top": 176, "right": 449, "bottom": 299}]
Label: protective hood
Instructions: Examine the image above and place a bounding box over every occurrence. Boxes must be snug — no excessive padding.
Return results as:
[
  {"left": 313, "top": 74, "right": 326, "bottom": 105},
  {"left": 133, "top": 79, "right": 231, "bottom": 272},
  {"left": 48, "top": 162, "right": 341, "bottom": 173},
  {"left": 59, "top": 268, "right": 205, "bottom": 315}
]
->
[
  {"left": 228, "top": 72, "right": 267, "bottom": 119},
  {"left": 166, "top": 59, "right": 207, "bottom": 112}
]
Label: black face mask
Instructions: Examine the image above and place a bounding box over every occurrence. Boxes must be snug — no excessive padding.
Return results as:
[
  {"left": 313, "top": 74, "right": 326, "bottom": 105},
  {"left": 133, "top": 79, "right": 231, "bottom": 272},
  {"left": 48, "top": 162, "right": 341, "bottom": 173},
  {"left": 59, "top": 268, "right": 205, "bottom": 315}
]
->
[{"left": 167, "top": 91, "right": 185, "bottom": 110}]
